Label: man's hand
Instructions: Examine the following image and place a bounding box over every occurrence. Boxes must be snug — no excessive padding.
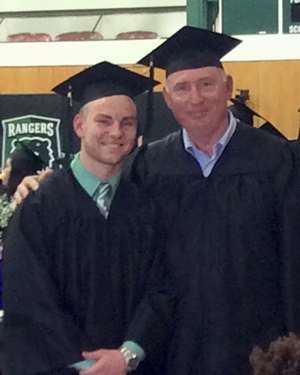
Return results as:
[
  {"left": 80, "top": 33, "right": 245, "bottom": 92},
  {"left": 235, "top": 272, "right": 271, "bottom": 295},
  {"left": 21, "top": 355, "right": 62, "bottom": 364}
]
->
[
  {"left": 80, "top": 349, "right": 127, "bottom": 375},
  {"left": 13, "top": 169, "right": 54, "bottom": 206}
]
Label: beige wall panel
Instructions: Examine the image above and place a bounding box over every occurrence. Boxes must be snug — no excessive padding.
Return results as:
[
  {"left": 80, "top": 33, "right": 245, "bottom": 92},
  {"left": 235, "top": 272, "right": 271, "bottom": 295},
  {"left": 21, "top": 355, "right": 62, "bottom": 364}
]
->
[
  {"left": 125, "top": 65, "right": 166, "bottom": 91},
  {"left": 224, "top": 61, "right": 260, "bottom": 124},
  {"left": 0, "top": 66, "right": 88, "bottom": 93},
  {"left": 0, "top": 62, "right": 300, "bottom": 139},
  {"left": 224, "top": 61, "right": 300, "bottom": 139},
  {"left": 257, "top": 61, "right": 300, "bottom": 139},
  {"left": 0, "top": 65, "right": 166, "bottom": 93}
]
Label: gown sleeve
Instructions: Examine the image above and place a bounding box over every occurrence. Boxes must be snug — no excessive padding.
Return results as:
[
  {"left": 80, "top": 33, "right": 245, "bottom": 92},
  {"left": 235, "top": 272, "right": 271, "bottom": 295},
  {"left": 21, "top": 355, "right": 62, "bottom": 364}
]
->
[
  {"left": 124, "top": 210, "right": 177, "bottom": 373},
  {"left": 3, "top": 192, "right": 85, "bottom": 375},
  {"left": 279, "top": 146, "right": 300, "bottom": 334}
]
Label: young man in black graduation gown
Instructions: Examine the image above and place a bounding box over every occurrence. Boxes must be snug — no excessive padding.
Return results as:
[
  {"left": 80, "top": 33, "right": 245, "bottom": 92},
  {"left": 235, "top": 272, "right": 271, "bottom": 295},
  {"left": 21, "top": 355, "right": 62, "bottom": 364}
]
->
[
  {"left": 121, "top": 27, "right": 300, "bottom": 375},
  {"left": 3, "top": 62, "right": 173, "bottom": 375}
]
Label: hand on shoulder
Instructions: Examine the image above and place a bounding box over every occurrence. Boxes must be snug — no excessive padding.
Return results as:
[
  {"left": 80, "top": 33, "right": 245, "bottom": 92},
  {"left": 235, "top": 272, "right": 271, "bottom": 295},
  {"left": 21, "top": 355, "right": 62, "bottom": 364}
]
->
[{"left": 13, "top": 169, "right": 54, "bottom": 207}]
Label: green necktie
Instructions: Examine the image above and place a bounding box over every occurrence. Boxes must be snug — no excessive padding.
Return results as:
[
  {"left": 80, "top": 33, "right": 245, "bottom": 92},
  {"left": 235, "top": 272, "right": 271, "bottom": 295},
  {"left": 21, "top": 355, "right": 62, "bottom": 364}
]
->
[{"left": 95, "top": 182, "right": 112, "bottom": 219}]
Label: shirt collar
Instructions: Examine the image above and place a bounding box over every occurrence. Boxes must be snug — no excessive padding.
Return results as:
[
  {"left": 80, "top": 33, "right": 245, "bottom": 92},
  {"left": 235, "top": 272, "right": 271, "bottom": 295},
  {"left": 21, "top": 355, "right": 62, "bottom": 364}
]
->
[
  {"left": 183, "top": 111, "right": 237, "bottom": 157},
  {"left": 70, "top": 153, "right": 121, "bottom": 198}
]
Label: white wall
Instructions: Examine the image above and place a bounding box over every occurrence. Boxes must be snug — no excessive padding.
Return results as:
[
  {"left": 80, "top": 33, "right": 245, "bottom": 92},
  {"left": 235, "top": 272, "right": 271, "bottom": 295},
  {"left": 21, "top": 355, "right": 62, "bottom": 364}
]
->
[
  {"left": 0, "top": 0, "right": 186, "bottom": 12},
  {"left": 0, "top": 0, "right": 300, "bottom": 67},
  {"left": 0, "top": 33, "right": 299, "bottom": 67},
  {"left": 224, "top": 34, "right": 300, "bottom": 62}
]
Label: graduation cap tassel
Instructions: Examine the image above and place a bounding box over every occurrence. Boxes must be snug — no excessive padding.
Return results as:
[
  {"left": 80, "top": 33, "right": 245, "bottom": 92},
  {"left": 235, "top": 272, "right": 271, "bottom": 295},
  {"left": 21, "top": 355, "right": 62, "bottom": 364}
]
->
[
  {"left": 144, "top": 55, "right": 155, "bottom": 143},
  {"left": 62, "top": 85, "right": 74, "bottom": 168},
  {"left": 67, "top": 85, "right": 73, "bottom": 108}
]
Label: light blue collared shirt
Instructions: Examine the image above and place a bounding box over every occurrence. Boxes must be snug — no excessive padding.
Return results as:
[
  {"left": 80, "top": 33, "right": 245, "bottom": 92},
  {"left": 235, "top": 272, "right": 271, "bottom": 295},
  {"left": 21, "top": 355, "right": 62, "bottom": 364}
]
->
[{"left": 183, "top": 111, "right": 237, "bottom": 177}]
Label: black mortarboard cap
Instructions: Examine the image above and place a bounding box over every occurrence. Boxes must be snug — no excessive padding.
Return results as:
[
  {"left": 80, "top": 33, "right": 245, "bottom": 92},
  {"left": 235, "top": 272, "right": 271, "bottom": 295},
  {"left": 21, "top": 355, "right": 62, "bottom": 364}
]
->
[
  {"left": 229, "top": 100, "right": 286, "bottom": 139},
  {"left": 10, "top": 142, "right": 45, "bottom": 170},
  {"left": 52, "top": 61, "right": 159, "bottom": 107},
  {"left": 6, "top": 142, "right": 45, "bottom": 196},
  {"left": 229, "top": 99, "right": 267, "bottom": 127},
  {"left": 138, "top": 26, "right": 242, "bottom": 76},
  {"left": 260, "top": 122, "right": 287, "bottom": 140}
]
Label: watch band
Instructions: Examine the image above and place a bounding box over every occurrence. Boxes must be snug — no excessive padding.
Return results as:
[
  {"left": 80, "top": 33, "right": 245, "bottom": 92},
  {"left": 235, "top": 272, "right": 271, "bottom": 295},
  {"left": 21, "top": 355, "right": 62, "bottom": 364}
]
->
[{"left": 119, "top": 346, "right": 141, "bottom": 372}]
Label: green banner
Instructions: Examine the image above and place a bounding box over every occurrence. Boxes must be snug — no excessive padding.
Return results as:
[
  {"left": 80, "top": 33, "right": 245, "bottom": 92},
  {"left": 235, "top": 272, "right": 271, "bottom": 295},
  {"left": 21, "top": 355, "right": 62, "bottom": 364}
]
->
[{"left": 1, "top": 114, "right": 61, "bottom": 169}]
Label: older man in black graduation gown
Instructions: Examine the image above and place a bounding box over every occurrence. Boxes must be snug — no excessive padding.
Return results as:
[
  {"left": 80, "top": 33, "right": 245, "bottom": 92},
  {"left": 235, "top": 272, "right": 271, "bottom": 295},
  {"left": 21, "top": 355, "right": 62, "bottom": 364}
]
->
[
  {"left": 2, "top": 62, "right": 172, "bottom": 375},
  {"left": 120, "top": 27, "right": 300, "bottom": 375}
]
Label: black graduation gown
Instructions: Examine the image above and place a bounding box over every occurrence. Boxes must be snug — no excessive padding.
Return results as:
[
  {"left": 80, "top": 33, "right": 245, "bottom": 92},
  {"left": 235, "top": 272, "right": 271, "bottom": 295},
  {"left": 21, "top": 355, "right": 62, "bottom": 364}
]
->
[
  {"left": 124, "top": 122, "right": 300, "bottom": 375},
  {"left": 3, "top": 168, "right": 163, "bottom": 375}
]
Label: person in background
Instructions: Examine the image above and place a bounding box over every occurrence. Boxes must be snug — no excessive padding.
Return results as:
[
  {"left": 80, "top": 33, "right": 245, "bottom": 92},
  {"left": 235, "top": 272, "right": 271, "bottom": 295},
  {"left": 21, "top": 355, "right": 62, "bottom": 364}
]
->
[
  {"left": 0, "top": 145, "right": 44, "bottom": 375},
  {"left": 0, "top": 158, "right": 12, "bottom": 192},
  {"left": 3, "top": 62, "right": 173, "bottom": 375},
  {"left": 0, "top": 145, "right": 44, "bottom": 197},
  {"left": 250, "top": 333, "right": 300, "bottom": 375},
  {"left": 0, "top": 144, "right": 45, "bottom": 251}
]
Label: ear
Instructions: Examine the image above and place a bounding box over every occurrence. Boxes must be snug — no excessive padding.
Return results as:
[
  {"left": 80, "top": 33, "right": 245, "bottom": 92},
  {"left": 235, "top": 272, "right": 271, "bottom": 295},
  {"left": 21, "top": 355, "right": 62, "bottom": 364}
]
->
[
  {"left": 225, "top": 74, "right": 234, "bottom": 100},
  {"left": 73, "top": 113, "right": 84, "bottom": 138},
  {"left": 162, "top": 86, "right": 173, "bottom": 110}
]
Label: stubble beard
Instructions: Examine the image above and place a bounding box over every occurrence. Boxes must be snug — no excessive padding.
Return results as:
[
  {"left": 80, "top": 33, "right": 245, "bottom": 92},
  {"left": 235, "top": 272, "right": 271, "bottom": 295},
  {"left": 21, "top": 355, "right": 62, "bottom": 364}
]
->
[{"left": 85, "top": 140, "right": 132, "bottom": 168}]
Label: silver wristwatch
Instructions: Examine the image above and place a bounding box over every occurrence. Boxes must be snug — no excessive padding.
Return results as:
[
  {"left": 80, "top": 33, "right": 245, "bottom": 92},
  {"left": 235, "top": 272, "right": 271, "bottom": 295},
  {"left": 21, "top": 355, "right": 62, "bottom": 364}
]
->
[{"left": 119, "top": 347, "right": 141, "bottom": 372}]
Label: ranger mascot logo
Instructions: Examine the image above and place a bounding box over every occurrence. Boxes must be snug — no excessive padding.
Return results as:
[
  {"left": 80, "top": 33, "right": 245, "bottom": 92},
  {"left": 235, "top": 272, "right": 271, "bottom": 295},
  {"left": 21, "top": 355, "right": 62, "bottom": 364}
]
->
[{"left": 1, "top": 114, "right": 62, "bottom": 169}]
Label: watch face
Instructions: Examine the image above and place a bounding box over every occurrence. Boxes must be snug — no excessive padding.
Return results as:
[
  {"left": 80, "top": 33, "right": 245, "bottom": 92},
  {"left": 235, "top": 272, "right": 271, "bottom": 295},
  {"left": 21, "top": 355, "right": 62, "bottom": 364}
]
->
[
  {"left": 128, "top": 356, "right": 140, "bottom": 371},
  {"left": 120, "top": 348, "right": 140, "bottom": 371}
]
